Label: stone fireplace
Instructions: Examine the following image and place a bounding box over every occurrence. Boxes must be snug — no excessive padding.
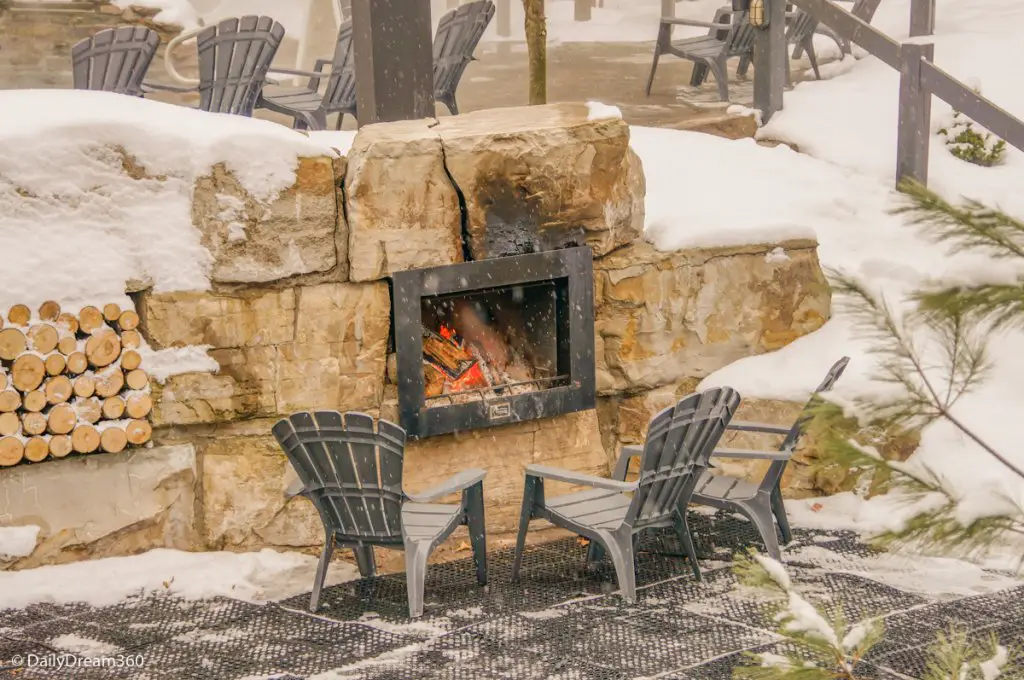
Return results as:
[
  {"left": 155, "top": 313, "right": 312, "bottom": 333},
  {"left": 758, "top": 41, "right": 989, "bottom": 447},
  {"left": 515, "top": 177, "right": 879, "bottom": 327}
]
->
[{"left": 393, "top": 247, "right": 596, "bottom": 439}]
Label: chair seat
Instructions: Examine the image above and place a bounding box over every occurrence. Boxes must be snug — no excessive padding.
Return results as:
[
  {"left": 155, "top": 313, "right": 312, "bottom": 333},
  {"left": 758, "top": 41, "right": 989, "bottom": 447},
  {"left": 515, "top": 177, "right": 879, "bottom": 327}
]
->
[
  {"left": 693, "top": 470, "right": 759, "bottom": 502},
  {"left": 671, "top": 36, "right": 727, "bottom": 59},
  {"left": 401, "top": 502, "right": 462, "bottom": 542},
  {"left": 545, "top": 488, "right": 631, "bottom": 532},
  {"left": 260, "top": 85, "right": 323, "bottom": 112}
]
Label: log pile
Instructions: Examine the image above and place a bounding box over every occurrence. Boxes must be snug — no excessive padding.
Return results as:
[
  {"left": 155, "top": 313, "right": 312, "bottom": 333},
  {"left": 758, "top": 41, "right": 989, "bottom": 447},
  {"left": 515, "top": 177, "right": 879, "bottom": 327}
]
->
[{"left": 0, "top": 302, "right": 152, "bottom": 467}]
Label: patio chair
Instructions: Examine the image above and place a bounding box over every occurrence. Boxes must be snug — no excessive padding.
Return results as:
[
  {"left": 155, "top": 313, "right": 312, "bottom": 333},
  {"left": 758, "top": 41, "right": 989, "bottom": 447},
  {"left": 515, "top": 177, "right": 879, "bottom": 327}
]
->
[
  {"left": 511, "top": 388, "right": 740, "bottom": 602},
  {"left": 256, "top": 21, "right": 356, "bottom": 130},
  {"left": 433, "top": 0, "right": 495, "bottom": 115},
  {"left": 273, "top": 411, "right": 488, "bottom": 618},
  {"left": 737, "top": 7, "right": 822, "bottom": 82},
  {"left": 145, "top": 16, "right": 285, "bottom": 117},
  {"left": 71, "top": 26, "right": 160, "bottom": 97},
  {"left": 688, "top": 357, "right": 850, "bottom": 559},
  {"left": 793, "top": 0, "right": 881, "bottom": 59},
  {"left": 645, "top": 9, "right": 757, "bottom": 102},
  {"left": 688, "top": 7, "right": 734, "bottom": 91}
]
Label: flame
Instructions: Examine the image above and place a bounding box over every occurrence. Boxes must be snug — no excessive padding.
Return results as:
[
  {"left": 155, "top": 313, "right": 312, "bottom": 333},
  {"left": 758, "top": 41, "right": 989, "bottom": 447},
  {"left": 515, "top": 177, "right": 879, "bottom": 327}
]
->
[{"left": 439, "top": 323, "right": 457, "bottom": 341}]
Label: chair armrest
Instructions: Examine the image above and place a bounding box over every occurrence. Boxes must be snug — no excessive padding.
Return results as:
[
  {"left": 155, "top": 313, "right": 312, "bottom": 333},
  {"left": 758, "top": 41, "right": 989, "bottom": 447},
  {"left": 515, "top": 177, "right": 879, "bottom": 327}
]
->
[
  {"left": 525, "top": 464, "right": 637, "bottom": 492},
  {"left": 612, "top": 445, "right": 643, "bottom": 481},
  {"left": 142, "top": 81, "right": 196, "bottom": 94},
  {"left": 406, "top": 468, "right": 487, "bottom": 503},
  {"left": 712, "top": 447, "right": 793, "bottom": 461},
  {"left": 726, "top": 421, "right": 792, "bottom": 436},
  {"left": 661, "top": 17, "right": 732, "bottom": 30},
  {"left": 284, "top": 478, "right": 305, "bottom": 499},
  {"left": 268, "top": 66, "right": 329, "bottom": 79}
]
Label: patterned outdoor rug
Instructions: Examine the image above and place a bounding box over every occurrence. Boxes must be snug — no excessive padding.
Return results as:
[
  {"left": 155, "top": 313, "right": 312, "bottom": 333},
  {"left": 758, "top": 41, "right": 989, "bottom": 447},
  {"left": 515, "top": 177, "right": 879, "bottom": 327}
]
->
[{"left": 1, "top": 512, "right": 1021, "bottom": 679}]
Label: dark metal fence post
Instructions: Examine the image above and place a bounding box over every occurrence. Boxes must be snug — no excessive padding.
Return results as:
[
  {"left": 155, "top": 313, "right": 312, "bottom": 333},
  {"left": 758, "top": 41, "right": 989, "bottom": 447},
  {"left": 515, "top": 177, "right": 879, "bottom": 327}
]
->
[
  {"left": 896, "top": 42, "right": 934, "bottom": 186},
  {"left": 351, "top": 0, "right": 435, "bottom": 126},
  {"left": 909, "top": 0, "right": 935, "bottom": 37},
  {"left": 753, "top": 0, "right": 787, "bottom": 122}
]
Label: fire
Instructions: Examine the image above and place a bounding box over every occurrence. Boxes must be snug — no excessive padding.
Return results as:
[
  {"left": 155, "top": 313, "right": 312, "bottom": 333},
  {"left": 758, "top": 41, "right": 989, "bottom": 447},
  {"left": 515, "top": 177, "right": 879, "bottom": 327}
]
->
[{"left": 439, "top": 323, "right": 457, "bottom": 341}]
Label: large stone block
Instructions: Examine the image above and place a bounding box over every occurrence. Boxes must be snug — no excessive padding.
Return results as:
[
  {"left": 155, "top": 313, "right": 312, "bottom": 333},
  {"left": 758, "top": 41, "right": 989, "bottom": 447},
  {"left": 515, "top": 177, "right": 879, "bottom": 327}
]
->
[
  {"left": 192, "top": 157, "right": 344, "bottom": 284},
  {"left": 0, "top": 445, "right": 197, "bottom": 569},
  {"left": 594, "top": 240, "right": 830, "bottom": 394},
  {"left": 142, "top": 288, "right": 296, "bottom": 349},
  {"left": 435, "top": 103, "right": 645, "bottom": 259},
  {"left": 345, "top": 118, "right": 463, "bottom": 281}
]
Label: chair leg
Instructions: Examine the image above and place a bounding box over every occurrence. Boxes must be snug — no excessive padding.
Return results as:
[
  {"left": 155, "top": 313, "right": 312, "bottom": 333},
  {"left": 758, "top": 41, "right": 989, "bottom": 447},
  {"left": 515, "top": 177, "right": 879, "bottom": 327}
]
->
[
  {"left": 586, "top": 540, "right": 606, "bottom": 565},
  {"left": 511, "top": 475, "right": 540, "bottom": 581},
  {"left": 792, "top": 42, "right": 804, "bottom": 60},
  {"left": 805, "top": 41, "right": 822, "bottom": 80},
  {"left": 737, "top": 54, "right": 751, "bottom": 79},
  {"left": 644, "top": 47, "right": 662, "bottom": 97},
  {"left": 309, "top": 534, "right": 335, "bottom": 613},
  {"left": 673, "top": 512, "right": 702, "bottom": 582},
  {"left": 771, "top": 487, "right": 792, "bottom": 545},
  {"left": 708, "top": 59, "right": 729, "bottom": 102},
  {"left": 464, "top": 482, "right": 488, "bottom": 587},
  {"left": 335, "top": 112, "right": 345, "bottom": 131},
  {"left": 744, "top": 498, "right": 782, "bottom": 561},
  {"left": 602, "top": 531, "right": 637, "bottom": 604},
  {"left": 354, "top": 546, "right": 376, "bottom": 577},
  {"left": 403, "top": 541, "right": 432, "bottom": 618},
  {"left": 689, "top": 62, "right": 709, "bottom": 87}
]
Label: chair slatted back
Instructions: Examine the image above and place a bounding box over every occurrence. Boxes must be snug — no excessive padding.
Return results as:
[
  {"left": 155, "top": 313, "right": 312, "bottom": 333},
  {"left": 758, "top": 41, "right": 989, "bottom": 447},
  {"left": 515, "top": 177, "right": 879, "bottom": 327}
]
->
[
  {"left": 786, "top": 8, "right": 819, "bottom": 43},
  {"left": 273, "top": 411, "right": 407, "bottom": 545},
  {"left": 196, "top": 15, "right": 285, "bottom": 116},
  {"left": 725, "top": 11, "right": 757, "bottom": 57},
  {"left": 851, "top": 0, "right": 882, "bottom": 22},
  {"left": 71, "top": 26, "right": 160, "bottom": 97},
  {"left": 629, "top": 388, "right": 740, "bottom": 527},
  {"left": 433, "top": 0, "right": 495, "bottom": 98},
  {"left": 781, "top": 356, "right": 850, "bottom": 451},
  {"left": 323, "top": 21, "right": 357, "bottom": 112}
]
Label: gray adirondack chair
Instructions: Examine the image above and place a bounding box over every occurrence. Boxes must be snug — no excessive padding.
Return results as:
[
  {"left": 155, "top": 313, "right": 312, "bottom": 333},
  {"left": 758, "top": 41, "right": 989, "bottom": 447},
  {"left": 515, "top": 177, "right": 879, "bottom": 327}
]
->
[
  {"left": 511, "top": 388, "right": 740, "bottom": 602},
  {"left": 688, "top": 7, "right": 734, "bottom": 90},
  {"left": 145, "top": 16, "right": 285, "bottom": 117},
  {"left": 257, "top": 21, "right": 356, "bottom": 130},
  {"left": 737, "top": 7, "right": 822, "bottom": 82},
  {"left": 71, "top": 26, "right": 160, "bottom": 97},
  {"left": 688, "top": 357, "right": 850, "bottom": 559},
  {"left": 645, "top": 9, "right": 757, "bottom": 102},
  {"left": 273, "top": 411, "right": 488, "bottom": 618},
  {"left": 794, "top": 0, "right": 881, "bottom": 59},
  {"left": 433, "top": 0, "right": 495, "bottom": 115}
]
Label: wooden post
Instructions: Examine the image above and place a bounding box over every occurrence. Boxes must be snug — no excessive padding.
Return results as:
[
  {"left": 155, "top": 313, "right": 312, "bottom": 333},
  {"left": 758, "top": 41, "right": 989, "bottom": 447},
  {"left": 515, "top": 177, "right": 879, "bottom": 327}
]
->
[
  {"left": 524, "top": 0, "right": 547, "bottom": 104},
  {"left": 575, "top": 0, "right": 591, "bottom": 21},
  {"left": 351, "top": 0, "right": 435, "bottom": 125},
  {"left": 909, "top": 0, "right": 935, "bottom": 37},
  {"left": 896, "top": 42, "right": 934, "bottom": 186},
  {"left": 661, "top": 0, "right": 675, "bottom": 19},
  {"left": 753, "top": 0, "right": 787, "bottom": 122}
]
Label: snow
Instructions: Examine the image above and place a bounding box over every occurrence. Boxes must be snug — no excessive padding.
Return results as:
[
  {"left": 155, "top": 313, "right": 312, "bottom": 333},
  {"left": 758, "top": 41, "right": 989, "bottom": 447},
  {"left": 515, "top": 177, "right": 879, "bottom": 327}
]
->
[
  {"left": 0, "top": 90, "right": 335, "bottom": 313},
  {"left": 307, "top": 131, "right": 358, "bottom": 156},
  {"left": 0, "top": 548, "right": 359, "bottom": 610},
  {"left": 0, "top": 525, "right": 40, "bottom": 561},
  {"left": 586, "top": 101, "right": 623, "bottom": 121},
  {"left": 139, "top": 344, "right": 220, "bottom": 383},
  {"left": 112, "top": 0, "right": 199, "bottom": 28},
  {"left": 50, "top": 634, "right": 122, "bottom": 657}
]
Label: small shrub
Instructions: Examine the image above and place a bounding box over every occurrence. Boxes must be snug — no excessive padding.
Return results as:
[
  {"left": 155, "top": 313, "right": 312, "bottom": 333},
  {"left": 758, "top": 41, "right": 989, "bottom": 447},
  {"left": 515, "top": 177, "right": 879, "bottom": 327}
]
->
[{"left": 939, "top": 110, "right": 1006, "bottom": 167}]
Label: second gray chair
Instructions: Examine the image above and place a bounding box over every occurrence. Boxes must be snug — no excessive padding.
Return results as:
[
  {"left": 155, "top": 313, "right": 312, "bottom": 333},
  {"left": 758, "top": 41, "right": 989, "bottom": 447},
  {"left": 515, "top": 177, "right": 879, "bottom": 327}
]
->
[
  {"left": 273, "top": 411, "right": 488, "bottom": 618},
  {"left": 71, "top": 26, "right": 160, "bottom": 97},
  {"left": 511, "top": 388, "right": 740, "bottom": 602}
]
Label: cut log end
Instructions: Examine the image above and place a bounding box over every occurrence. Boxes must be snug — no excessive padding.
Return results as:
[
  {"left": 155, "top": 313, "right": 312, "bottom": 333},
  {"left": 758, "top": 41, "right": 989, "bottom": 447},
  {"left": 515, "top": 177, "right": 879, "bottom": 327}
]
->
[
  {"left": 100, "top": 426, "right": 128, "bottom": 454},
  {"left": 0, "top": 371, "right": 6, "bottom": 392},
  {"left": 45, "top": 375, "right": 73, "bottom": 405},
  {"left": 12, "top": 354, "right": 45, "bottom": 392},
  {"left": 7, "top": 304, "right": 30, "bottom": 327},
  {"left": 125, "top": 419, "right": 152, "bottom": 445},
  {"left": 0, "top": 390, "right": 21, "bottom": 413},
  {"left": 121, "top": 329, "right": 142, "bottom": 350},
  {"left": 49, "top": 435, "right": 72, "bottom": 459},
  {"left": 120, "top": 349, "right": 142, "bottom": 371},
  {"left": 27, "top": 324, "right": 58, "bottom": 354},
  {"left": 22, "top": 390, "right": 46, "bottom": 413},
  {"left": 66, "top": 352, "right": 88, "bottom": 376},
  {"left": 78, "top": 306, "right": 105, "bottom": 335},
  {"left": 0, "top": 412, "right": 20, "bottom": 436},
  {"left": 118, "top": 310, "right": 140, "bottom": 331},
  {"left": 86, "top": 331, "right": 121, "bottom": 369},
  {"left": 38, "top": 301, "right": 61, "bottom": 322},
  {"left": 22, "top": 412, "right": 47, "bottom": 436},
  {"left": 47, "top": 403, "right": 76, "bottom": 435},
  {"left": 94, "top": 369, "right": 125, "bottom": 399},
  {"left": 125, "top": 393, "right": 152, "bottom": 419},
  {"left": 0, "top": 437, "right": 24, "bottom": 466},
  {"left": 74, "top": 397, "right": 102, "bottom": 425},
  {"left": 102, "top": 303, "right": 122, "bottom": 323},
  {"left": 102, "top": 396, "right": 126, "bottom": 420},
  {"left": 0, "top": 328, "right": 27, "bottom": 362},
  {"left": 73, "top": 375, "right": 96, "bottom": 399},
  {"left": 57, "top": 337, "right": 78, "bottom": 356},
  {"left": 25, "top": 437, "right": 49, "bottom": 462},
  {"left": 125, "top": 369, "right": 149, "bottom": 391},
  {"left": 56, "top": 313, "right": 80, "bottom": 335},
  {"left": 45, "top": 353, "right": 67, "bottom": 376},
  {"left": 72, "top": 424, "right": 101, "bottom": 454}
]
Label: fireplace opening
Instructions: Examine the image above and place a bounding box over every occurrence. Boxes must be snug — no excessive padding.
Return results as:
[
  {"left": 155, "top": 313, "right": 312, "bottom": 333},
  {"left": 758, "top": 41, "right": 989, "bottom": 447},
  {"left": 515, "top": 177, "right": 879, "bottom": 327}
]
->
[{"left": 393, "top": 247, "right": 595, "bottom": 439}]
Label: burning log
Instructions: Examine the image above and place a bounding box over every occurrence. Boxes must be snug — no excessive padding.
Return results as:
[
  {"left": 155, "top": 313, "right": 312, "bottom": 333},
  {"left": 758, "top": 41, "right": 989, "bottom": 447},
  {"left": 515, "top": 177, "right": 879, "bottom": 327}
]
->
[{"left": 422, "top": 329, "right": 478, "bottom": 379}]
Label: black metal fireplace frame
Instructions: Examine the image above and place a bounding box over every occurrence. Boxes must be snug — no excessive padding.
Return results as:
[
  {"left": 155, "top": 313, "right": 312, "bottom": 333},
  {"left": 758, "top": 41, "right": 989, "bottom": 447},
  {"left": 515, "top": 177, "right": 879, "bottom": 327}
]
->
[{"left": 392, "top": 247, "right": 596, "bottom": 440}]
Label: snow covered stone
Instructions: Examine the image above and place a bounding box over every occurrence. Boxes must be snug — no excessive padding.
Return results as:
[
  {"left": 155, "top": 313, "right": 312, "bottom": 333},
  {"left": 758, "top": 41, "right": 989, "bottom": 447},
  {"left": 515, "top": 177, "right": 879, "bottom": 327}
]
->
[
  {"left": 345, "top": 119, "right": 463, "bottom": 282},
  {"left": 0, "top": 445, "right": 197, "bottom": 567},
  {"left": 435, "top": 103, "right": 645, "bottom": 259},
  {"left": 192, "top": 156, "right": 344, "bottom": 284},
  {"left": 594, "top": 239, "right": 830, "bottom": 395}
]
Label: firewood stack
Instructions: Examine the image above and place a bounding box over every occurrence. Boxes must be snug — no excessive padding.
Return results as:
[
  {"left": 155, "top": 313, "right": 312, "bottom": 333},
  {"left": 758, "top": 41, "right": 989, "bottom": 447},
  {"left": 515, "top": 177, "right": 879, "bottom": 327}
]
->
[{"left": 0, "top": 301, "right": 153, "bottom": 467}]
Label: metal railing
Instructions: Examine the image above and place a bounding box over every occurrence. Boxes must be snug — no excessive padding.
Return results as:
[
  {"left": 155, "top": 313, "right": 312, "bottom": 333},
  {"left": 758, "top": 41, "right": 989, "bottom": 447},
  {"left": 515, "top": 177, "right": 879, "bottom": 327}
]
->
[{"left": 755, "top": 0, "right": 1024, "bottom": 186}]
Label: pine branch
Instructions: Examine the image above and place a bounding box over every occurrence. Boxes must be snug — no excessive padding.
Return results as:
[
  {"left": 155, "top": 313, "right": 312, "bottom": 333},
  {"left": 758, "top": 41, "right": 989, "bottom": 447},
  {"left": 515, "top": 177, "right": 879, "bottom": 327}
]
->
[
  {"left": 915, "top": 284, "right": 1024, "bottom": 330},
  {"left": 894, "top": 179, "right": 1024, "bottom": 259}
]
